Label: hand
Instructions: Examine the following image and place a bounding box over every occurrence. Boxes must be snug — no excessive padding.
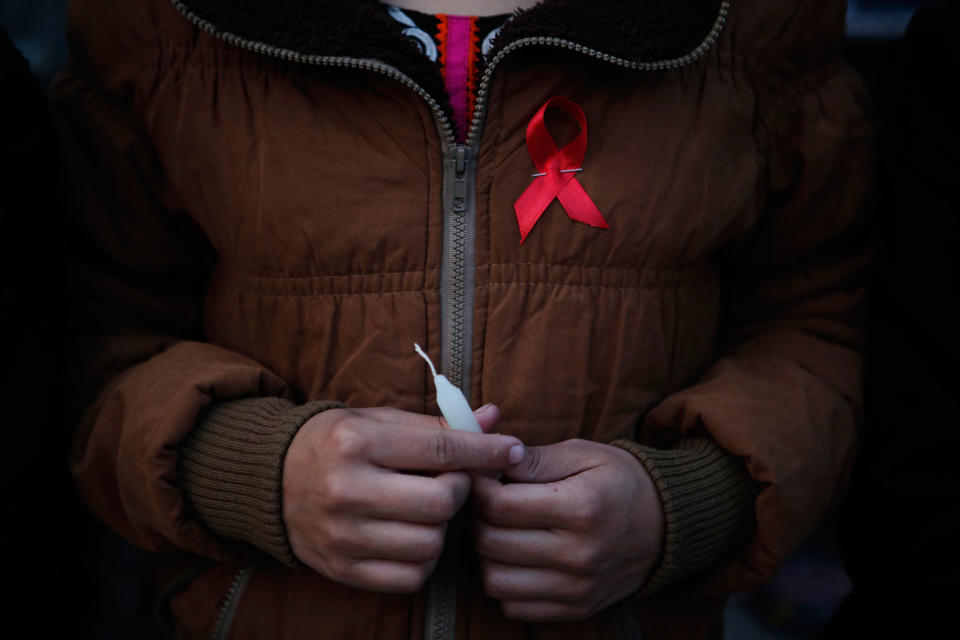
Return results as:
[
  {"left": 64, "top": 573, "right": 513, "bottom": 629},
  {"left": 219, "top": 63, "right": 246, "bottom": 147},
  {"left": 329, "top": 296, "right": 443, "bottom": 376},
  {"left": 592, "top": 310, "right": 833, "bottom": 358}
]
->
[
  {"left": 471, "top": 438, "right": 664, "bottom": 621},
  {"left": 283, "top": 404, "right": 524, "bottom": 593}
]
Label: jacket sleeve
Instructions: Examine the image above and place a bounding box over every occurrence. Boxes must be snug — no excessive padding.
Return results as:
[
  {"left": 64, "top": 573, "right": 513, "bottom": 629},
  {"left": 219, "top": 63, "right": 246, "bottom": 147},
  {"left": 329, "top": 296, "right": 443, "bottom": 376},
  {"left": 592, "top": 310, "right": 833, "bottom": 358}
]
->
[
  {"left": 619, "top": 60, "right": 873, "bottom": 594},
  {"left": 54, "top": 57, "right": 335, "bottom": 566}
]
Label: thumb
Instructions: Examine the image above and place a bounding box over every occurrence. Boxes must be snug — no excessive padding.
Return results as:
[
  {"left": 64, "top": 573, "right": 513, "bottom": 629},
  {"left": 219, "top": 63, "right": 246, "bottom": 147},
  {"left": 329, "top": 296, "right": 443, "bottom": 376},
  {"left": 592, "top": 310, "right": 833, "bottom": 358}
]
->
[
  {"left": 502, "top": 440, "right": 591, "bottom": 484},
  {"left": 473, "top": 403, "right": 501, "bottom": 434}
]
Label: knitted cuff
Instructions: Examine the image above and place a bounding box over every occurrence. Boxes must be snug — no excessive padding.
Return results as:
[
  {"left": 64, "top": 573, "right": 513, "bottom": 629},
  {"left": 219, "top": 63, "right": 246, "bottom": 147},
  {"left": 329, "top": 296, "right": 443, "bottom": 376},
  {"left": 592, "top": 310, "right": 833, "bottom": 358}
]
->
[
  {"left": 178, "top": 397, "right": 346, "bottom": 567},
  {"left": 609, "top": 437, "right": 759, "bottom": 596}
]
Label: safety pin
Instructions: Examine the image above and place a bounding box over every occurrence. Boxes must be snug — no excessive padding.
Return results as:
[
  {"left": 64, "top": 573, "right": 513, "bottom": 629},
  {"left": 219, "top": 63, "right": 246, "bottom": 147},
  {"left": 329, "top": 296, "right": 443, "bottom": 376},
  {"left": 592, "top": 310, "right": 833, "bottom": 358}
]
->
[{"left": 531, "top": 168, "right": 583, "bottom": 177}]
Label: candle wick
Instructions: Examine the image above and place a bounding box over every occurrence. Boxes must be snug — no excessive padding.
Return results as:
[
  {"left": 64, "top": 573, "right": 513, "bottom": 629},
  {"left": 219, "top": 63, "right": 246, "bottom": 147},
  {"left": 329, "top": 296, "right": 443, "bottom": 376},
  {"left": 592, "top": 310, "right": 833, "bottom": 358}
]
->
[{"left": 413, "top": 343, "right": 439, "bottom": 378}]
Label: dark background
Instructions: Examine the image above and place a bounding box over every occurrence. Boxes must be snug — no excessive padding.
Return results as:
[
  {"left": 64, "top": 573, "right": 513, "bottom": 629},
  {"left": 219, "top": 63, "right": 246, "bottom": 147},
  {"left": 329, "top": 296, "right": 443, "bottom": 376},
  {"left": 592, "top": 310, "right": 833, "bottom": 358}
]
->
[{"left": 0, "top": 1, "right": 938, "bottom": 638}]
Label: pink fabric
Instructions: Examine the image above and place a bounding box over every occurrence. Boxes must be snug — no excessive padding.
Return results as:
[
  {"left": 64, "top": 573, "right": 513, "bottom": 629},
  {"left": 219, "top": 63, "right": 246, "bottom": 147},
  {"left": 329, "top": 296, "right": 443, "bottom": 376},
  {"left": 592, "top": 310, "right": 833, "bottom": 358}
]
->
[{"left": 445, "top": 16, "right": 471, "bottom": 141}]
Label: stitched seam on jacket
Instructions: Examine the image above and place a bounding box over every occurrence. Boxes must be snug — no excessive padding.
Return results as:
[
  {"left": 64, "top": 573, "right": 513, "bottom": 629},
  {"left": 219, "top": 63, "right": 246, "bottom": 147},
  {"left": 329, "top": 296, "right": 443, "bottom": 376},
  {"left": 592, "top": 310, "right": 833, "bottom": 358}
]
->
[
  {"left": 479, "top": 282, "right": 695, "bottom": 291},
  {"left": 480, "top": 263, "right": 714, "bottom": 290},
  {"left": 226, "top": 267, "right": 442, "bottom": 280},
  {"left": 219, "top": 289, "right": 436, "bottom": 298},
  {"left": 218, "top": 267, "right": 441, "bottom": 297}
]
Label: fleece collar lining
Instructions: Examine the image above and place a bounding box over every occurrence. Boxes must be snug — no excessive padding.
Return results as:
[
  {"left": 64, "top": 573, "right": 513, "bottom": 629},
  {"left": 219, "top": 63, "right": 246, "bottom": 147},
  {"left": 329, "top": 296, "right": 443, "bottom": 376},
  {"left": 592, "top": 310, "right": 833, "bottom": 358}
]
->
[{"left": 172, "top": 0, "right": 724, "bottom": 117}]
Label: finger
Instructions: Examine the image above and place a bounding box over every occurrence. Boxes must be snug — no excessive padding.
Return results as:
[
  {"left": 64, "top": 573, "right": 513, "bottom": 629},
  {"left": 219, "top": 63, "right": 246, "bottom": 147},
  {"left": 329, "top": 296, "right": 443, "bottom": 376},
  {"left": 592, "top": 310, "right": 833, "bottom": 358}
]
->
[
  {"left": 474, "top": 523, "right": 573, "bottom": 571},
  {"left": 473, "top": 403, "right": 501, "bottom": 433},
  {"left": 367, "top": 423, "right": 525, "bottom": 472},
  {"left": 501, "top": 440, "right": 594, "bottom": 484},
  {"left": 356, "top": 405, "right": 499, "bottom": 433},
  {"left": 500, "top": 600, "right": 594, "bottom": 623},
  {"left": 471, "top": 473, "right": 569, "bottom": 528},
  {"left": 354, "top": 407, "right": 448, "bottom": 428},
  {"left": 345, "top": 469, "right": 470, "bottom": 523},
  {"left": 481, "top": 560, "right": 588, "bottom": 603},
  {"left": 433, "top": 470, "right": 472, "bottom": 513},
  {"left": 330, "top": 558, "right": 435, "bottom": 594},
  {"left": 332, "top": 520, "right": 446, "bottom": 563}
]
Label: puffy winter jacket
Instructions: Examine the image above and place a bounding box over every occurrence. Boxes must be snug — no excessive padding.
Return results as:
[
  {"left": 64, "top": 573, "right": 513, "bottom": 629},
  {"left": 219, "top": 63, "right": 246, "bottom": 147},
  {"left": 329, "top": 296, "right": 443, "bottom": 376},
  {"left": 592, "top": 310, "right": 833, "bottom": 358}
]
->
[{"left": 55, "top": 0, "right": 872, "bottom": 638}]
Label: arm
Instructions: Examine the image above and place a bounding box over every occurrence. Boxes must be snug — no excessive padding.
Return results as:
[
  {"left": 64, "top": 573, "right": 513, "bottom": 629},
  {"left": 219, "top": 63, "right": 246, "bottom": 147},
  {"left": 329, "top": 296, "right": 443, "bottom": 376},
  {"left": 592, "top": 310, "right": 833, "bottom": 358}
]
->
[
  {"left": 637, "top": 61, "right": 873, "bottom": 592},
  {"left": 55, "top": 17, "right": 527, "bottom": 586},
  {"left": 54, "top": 65, "right": 317, "bottom": 562},
  {"left": 471, "top": 59, "right": 873, "bottom": 618}
]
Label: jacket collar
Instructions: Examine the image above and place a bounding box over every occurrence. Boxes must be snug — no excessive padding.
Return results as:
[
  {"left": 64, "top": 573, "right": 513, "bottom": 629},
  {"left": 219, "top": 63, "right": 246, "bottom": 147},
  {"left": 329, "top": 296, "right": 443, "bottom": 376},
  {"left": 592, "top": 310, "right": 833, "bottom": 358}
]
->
[{"left": 172, "top": 0, "right": 724, "bottom": 107}]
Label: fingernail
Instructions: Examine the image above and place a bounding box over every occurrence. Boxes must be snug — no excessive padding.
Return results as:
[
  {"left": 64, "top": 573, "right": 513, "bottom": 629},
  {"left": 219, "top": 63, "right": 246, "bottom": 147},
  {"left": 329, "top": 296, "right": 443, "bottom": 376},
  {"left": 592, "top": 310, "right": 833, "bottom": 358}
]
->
[
  {"left": 474, "top": 403, "right": 494, "bottom": 415},
  {"left": 508, "top": 444, "right": 525, "bottom": 465}
]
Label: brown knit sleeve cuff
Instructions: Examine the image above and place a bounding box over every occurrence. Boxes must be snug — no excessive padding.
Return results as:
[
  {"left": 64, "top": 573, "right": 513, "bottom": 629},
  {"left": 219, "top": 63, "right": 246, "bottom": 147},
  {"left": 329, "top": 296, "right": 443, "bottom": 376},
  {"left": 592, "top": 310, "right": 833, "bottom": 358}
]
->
[
  {"left": 609, "top": 437, "right": 759, "bottom": 596},
  {"left": 178, "top": 397, "right": 346, "bottom": 567}
]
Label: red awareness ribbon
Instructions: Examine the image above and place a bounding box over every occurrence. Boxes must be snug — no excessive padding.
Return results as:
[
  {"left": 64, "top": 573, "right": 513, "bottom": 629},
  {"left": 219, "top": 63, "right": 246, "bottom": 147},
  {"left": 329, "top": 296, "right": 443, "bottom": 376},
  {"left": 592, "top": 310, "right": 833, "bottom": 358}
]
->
[{"left": 514, "top": 96, "right": 609, "bottom": 243}]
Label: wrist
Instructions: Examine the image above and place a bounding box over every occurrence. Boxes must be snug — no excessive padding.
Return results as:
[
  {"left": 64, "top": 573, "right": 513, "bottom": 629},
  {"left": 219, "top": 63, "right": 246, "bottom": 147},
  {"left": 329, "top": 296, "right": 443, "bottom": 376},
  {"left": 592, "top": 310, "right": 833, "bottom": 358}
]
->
[
  {"left": 609, "top": 437, "right": 759, "bottom": 595},
  {"left": 609, "top": 443, "right": 666, "bottom": 580},
  {"left": 178, "top": 397, "right": 346, "bottom": 566}
]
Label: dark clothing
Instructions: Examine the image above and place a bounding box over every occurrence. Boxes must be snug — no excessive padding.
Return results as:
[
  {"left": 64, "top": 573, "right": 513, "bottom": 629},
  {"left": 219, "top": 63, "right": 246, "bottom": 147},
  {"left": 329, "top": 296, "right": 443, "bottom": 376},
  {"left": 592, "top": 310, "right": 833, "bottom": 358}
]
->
[
  {"left": 828, "top": 0, "right": 960, "bottom": 635},
  {"left": 1, "top": 26, "right": 93, "bottom": 640}
]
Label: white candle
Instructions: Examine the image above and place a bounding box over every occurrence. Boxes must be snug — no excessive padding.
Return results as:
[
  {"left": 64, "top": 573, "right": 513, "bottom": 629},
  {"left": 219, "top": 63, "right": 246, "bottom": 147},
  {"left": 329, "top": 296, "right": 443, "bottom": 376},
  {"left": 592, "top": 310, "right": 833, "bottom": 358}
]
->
[{"left": 414, "top": 343, "right": 482, "bottom": 433}]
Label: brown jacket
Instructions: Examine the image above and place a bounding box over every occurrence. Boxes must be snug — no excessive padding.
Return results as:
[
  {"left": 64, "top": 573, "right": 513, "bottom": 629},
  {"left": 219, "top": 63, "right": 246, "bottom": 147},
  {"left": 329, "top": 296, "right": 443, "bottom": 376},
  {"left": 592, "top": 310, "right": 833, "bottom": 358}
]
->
[{"left": 56, "top": 0, "right": 872, "bottom": 638}]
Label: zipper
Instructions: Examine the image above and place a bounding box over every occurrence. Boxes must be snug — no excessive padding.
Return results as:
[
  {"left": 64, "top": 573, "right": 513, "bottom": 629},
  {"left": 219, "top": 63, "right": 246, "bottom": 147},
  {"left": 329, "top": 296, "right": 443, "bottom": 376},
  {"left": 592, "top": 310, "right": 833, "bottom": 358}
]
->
[
  {"left": 211, "top": 565, "right": 255, "bottom": 640},
  {"left": 424, "top": 511, "right": 467, "bottom": 640},
  {"left": 167, "top": 3, "right": 730, "bottom": 640},
  {"left": 432, "top": 145, "right": 475, "bottom": 640},
  {"left": 440, "top": 145, "right": 475, "bottom": 392}
]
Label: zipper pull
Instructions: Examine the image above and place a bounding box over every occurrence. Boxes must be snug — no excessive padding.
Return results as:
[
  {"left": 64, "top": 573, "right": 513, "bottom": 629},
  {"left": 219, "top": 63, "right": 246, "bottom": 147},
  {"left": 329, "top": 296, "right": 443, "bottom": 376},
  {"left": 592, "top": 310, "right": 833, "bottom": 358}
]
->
[
  {"left": 454, "top": 146, "right": 468, "bottom": 177},
  {"left": 452, "top": 146, "right": 470, "bottom": 213}
]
